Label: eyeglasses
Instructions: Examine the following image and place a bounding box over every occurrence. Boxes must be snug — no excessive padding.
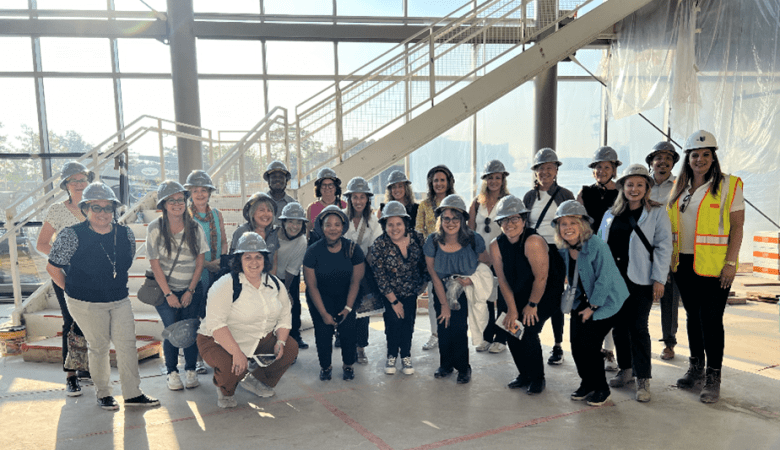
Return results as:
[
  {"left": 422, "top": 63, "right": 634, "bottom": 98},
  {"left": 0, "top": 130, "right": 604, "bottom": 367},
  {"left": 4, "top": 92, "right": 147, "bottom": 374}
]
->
[
  {"left": 89, "top": 204, "right": 115, "bottom": 214},
  {"left": 67, "top": 178, "right": 89, "bottom": 185},
  {"left": 166, "top": 197, "right": 186, "bottom": 205},
  {"left": 483, "top": 217, "right": 492, "bottom": 233},
  {"left": 499, "top": 216, "right": 523, "bottom": 226},
  {"left": 679, "top": 194, "right": 692, "bottom": 213},
  {"left": 320, "top": 183, "right": 336, "bottom": 190},
  {"left": 441, "top": 216, "right": 461, "bottom": 224}
]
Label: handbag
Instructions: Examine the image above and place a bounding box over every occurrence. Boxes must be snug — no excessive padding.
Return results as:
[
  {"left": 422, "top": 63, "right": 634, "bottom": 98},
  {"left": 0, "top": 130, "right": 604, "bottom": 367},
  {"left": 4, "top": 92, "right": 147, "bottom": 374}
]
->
[
  {"left": 137, "top": 235, "right": 186, "bottom": 306},
  {"left": 63, "top": 324, "right": 89, "bottom": 371},
  {"left": 561, "top": 257, "right": 580, "bottom": 314}
]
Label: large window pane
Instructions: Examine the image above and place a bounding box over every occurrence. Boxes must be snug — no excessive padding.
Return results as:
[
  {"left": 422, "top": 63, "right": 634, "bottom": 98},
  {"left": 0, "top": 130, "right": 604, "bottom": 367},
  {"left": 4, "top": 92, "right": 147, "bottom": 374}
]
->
[
  {"left": 40, "top": 38, "right": 112, "bottom": 73},
  {"left": 337, "top": 0, "right": 402, "bottom": 17},
  {"left": 409, "top": 116, "right": 473, "bottom": 203},
  {"left": 199, "top": 80, "right": 264, "bottom": 132},
  {"left": 197, "top": 39, "right": 263, "bottom": 74},
  {"left": 43, "top": 78, "right": 116, "bottom": 149},
  {"left": 264, "top": 0, "right": 332, "bottom": 15},
  {"left": 558, "top": 49, "right": 605, "bottom": 77},
  {"left": 118, "top": 39, "right": 171, "bottom": 73},
  {"left": 337, "top": 42, "right": 396, "bottom": 76},
  {"left": 408, "top": 0, "right": 471, "bottom": 17},
  {"left": 114, "top": 0, "right": 166, "bottom": 11},
  {"left": 121, "top": 79, "right": 174, "bottom": 125},
  {"left": 608, "top": 104, "right": 666, "bottom": 169},
  {"left": 266, "top": 41, "right": 334, "bottom": 75},
  {"left": 0, "top": 78, "right": 41, "bottom": 203},
  {"left": 193, "top": 0, "right": 259, "bottom": 14},
  {"left": 0, "top": 37, "right": 33, "bottom": 72},
  {"left": 0, "top": 1, "right": 27, "bottom": 9},
  {"left": 556, "top": 81, "right": 602, "bottom": 192},
  {"left": 36, "top": 0, "right": 106, "bottom": 9}
]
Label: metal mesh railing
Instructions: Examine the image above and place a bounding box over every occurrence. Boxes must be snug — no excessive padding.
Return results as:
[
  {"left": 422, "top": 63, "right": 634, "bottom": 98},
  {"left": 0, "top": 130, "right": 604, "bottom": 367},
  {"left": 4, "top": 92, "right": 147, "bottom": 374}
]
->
[{"left": 294, "top": 0, "right": 592, "bottom": 182}]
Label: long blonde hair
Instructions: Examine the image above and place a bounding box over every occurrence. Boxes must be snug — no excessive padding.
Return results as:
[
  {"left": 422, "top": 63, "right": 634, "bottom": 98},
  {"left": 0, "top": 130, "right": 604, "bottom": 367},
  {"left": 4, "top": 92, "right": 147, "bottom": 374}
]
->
[
  {"left": 611, "top": 177, "right": 662, "bottom": 216},
  {"left": 554, "top": 217, "right": 593, "bottom": 249},
  {"left": 477, "top": 174, "right": 509, "bottom": 206}
]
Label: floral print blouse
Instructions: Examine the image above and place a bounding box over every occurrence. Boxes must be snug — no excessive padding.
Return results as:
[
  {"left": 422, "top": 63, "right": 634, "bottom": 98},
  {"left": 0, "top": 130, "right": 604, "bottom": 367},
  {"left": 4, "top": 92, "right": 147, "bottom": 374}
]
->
[{"left": 368, "top": 231, "right": 429, "bottom": 299}]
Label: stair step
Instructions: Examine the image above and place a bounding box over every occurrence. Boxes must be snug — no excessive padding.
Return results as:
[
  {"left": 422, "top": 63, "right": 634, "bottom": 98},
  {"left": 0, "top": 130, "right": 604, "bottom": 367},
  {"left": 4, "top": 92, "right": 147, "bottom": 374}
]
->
[{"left": 21, "top": 335, "right": 161, "bottom": 367}]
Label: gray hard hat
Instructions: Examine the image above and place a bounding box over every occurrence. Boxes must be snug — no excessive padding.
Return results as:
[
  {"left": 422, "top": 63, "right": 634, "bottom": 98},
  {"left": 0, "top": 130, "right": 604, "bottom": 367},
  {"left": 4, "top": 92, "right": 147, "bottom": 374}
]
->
[
  {"left": 183, "top": 170, "right": 216, "bottom": 191},
  {"left": 685, "top": 130, "right": 718, "bottom": 152},
  {"left": 234, "top": 232, "right": 270, "bottom": 254},
  {"left": 59, "top": 161, "right": 95, "bottom": 191},
  {"left": 243, "top": 192, "right": 277, "bottom": 222},
  {"left": 316, "top": 204, "right": 348, "bottom": 231},
  {"left": 435, "top": 194, "right": 469, "bottom": 220},
  {"left": 263, "top": 160, "right": 291, "bottom": 182},
  {"left": 551, "top": 200, "right": 593, "bottom": 226},
  {"left": 645, "top": 141, "right": 680, "bottom": 166},
  {"left": 482, "top": 160, "right": 509, "bottom": 179},
  {"left": 616, "top": 164, "right": 653, "bottom": 188},
  {"left": 531, "top": 148, "right": 563, "bottom": 170},
  {"left": 588, "top": 146, "right": 622, "bottom": 168},
  {"left": 78, "top": 182, "right": 120, "bottom": 208},
  {"left": 379, "top": 201, "right": 410, "bottom": 221},
  {"left": 494, "top": 195, "right": 529, "bottom": 223},
  {"left": 386, "top": 170, "right": 411, "bottom": 188},
  {"left": 316, "top": 167, "right": 339, "bottom": 183},
  {"left": 161, "top": 318, "right": 199, "bottom": 349},
  {"left": 345, "top": 177, "right": 373, "bottom": 196},
  {"left": 156, "top": 180, "right": 189, "bottom": 210},
  {"left": 279, "top": 202, "right": 309, "bottom": 222}
]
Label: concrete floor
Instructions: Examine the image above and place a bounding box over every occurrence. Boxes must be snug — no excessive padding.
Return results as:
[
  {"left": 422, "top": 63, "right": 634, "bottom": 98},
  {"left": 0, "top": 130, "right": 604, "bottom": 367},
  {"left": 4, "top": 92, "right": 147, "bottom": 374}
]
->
[{"left": 1, "top": 274, "right": 779, "bottom": 450}]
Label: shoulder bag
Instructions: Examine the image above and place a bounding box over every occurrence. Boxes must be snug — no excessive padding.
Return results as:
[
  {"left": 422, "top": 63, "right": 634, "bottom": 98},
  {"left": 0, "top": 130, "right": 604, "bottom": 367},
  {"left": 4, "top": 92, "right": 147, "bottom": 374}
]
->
[{"left": 137, "top": 234, "right": 186, "bottom": 306}]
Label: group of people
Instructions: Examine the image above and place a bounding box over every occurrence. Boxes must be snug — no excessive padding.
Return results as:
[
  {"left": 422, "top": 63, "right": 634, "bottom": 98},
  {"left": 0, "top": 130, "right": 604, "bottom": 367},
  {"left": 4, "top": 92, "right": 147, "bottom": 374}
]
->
[{"left": 39, "top": 129, "right": 743, "bottom": 411}]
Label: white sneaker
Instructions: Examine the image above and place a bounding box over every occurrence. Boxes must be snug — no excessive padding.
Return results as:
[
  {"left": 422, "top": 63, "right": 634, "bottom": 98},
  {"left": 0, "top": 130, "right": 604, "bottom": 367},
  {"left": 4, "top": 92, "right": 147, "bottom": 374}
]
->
[
  {"left": 167, "top": 372, "right": 184, "bottom": 391},
  {"left": 185, "top": 370, "right": 199, "bottom": 389},
  {"left": 422, "top": 335, "right": 438, "bottom": 351},
  {"left": 385, "top": 356, "right": 397, "bottom": 375},
  {"left": 240, "top": 373, "right": 275, "bottom": 398},
  {"left": 401, "top": 357, "right": 415, "bottom": 375},
  {"left": 216, "top": 385, "right": 237, "bottom": 409},
  {"left": 475, "top": 341, "right": 491, "bottom": 352},
  {"left": 488, "top": 342, "right": 506, "bottom": 354}
]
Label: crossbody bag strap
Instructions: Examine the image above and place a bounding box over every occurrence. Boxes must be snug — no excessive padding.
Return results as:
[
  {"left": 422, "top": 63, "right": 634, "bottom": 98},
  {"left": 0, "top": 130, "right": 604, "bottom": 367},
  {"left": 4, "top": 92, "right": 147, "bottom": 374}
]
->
[
  {"left": 628, "top": 214, "right": 654, "bottom": 263},
  {"left": 356, "top": 217, "right": 368, "bottom": 247},
  {"left": 167, "top": 233, "right": 187, "bottom": 278},
  {"left": 534, "top": 186, "right": 560, "bottom": 230}
]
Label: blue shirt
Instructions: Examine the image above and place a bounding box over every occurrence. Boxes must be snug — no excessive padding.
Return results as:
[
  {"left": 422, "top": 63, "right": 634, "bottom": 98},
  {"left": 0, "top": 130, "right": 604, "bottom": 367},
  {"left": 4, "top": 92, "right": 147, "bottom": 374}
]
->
[{"left": 423, "top": 232, "right": 485, "bottom": 280}]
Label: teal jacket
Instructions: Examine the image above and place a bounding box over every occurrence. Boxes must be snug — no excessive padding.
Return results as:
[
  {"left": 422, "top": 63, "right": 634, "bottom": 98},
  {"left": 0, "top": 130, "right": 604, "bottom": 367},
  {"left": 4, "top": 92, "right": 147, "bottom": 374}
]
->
[{"left": 559, "top": 235, "right": 629, "bottom": 320}]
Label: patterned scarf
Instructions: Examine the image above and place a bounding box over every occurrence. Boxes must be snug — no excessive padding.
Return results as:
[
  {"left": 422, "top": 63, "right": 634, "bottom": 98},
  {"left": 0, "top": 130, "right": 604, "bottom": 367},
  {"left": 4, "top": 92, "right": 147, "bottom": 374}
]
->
[{"left": 190, "top": 203, "right": 219, "bottom": 259}]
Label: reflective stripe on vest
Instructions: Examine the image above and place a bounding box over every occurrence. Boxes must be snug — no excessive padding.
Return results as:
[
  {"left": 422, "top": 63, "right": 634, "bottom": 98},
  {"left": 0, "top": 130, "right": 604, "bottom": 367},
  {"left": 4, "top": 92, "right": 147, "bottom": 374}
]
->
[{"left": 667, "top": 175, "right": 741, "bottom": 277}]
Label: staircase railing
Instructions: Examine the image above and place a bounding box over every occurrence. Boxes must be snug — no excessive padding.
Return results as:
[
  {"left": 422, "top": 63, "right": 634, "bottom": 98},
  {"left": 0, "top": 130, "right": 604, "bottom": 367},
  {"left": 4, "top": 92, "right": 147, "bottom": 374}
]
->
[{"left": 294, "top": 0, "right": 593, "bottom": 183}]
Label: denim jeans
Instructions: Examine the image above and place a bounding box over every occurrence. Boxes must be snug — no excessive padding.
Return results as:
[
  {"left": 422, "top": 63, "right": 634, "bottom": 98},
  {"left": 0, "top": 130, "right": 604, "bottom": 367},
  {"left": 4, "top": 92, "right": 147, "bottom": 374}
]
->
[{"left": 155, "top": 285, "right": 203, "bottom": 374}]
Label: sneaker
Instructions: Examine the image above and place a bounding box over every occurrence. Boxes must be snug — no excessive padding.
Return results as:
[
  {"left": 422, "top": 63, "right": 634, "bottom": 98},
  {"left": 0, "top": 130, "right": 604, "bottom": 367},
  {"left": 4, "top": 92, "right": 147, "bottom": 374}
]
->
[
  {"left": 216, "top": 385, "right": 237, "bottom": 409},
  {"left": 385, "top": 356, "right": 397, "bottom": 375},
  {"left": 343, "top": 366, "right": 355, "bottom": 381},
  {"left": 320, "top": 366, "right": 332, "bottom": 381},
  {"left": 586, "top": 389, "right": 611, "bottom": 406},
  {"left": 661, "top": 346, "right": 675, "bottom": 360},
  {"left": 475, "top": 341, "right": 491, "bottom": 352},
  {"left": 422, "top": 335, "right": 438, "bottom": 351},
  {"left": 66, "top": 376, "right": 82, "bottom": 397},
  {"left": 98, "top": 396, "right": 119, "bottom": 411},
  {"left": 603, "top": 350, "right": 618, "bottom": 371},
  {"left": 356, "top": 347, "right": 368, "bottom": 365},
  {"left": 124, "top": 394, "right": 160, "bottom": 407},
  {"left": 401, "top": 357, "right": 415, "bottom": 375},
  {"left": 195, "top": 360, "right": 208, "bottom": 374},
  {"left": 488, "top": 342, "right": 506, "bottom": 354},
  {"left": 240, "top": 373, "right": 275, "bottom": 398},
  {"left": 167, "top": 372, "right": 184, "bottom": 391},
  {"left": 636, "top": 378, "right": 651, "bottom": 402},
  {"left": 185, "top": 370, "right": 200, "bottom": 389},
  {"left": 571, "top": 385, "right": 593, "bottom": 401},
  {"left": 547, "top": 345, "right": 564, "bottom": 365},
  {"left": 76, "top": 370, "right": 92, "bottom": 383},
  {"left": 296, "top": 337, "right": 309, "bottom": 350},
  {"left": 609, "top": 369, "right": 634, "bottom": 388}
]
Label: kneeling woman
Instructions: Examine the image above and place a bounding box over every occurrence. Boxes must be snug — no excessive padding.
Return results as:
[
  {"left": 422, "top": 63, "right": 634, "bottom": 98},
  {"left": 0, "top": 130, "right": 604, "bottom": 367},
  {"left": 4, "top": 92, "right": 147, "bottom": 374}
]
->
[
  {"left": 197, "top": 233, "right": 298, "bottom": 408},
  {"left": 552, "top": 200, "right": 628, "bottom": 406},
  {"left": 424, "top": 194, "right": 491, "bottom": 384},
  {"left": 492, "top": 195, "right": 564, "bottom": 395}
]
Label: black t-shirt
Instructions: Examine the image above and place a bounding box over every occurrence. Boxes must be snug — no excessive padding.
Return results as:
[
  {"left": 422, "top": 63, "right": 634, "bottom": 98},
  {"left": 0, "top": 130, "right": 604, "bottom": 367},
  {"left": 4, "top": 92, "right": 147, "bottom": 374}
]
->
[
  {"left": 303, "top": 237, "right": 365, "bottom": 314},
  {"left": 607, "top": 207, "right": 643, "bottom": 279},
  {"left": 581, "top": 185, "right": 619, "bottom": 232}
]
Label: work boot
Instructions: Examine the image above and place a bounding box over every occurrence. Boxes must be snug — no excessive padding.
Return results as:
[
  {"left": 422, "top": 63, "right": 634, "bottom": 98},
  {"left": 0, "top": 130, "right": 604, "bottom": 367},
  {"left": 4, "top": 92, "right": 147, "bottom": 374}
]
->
[
  {"left": 636, "top": 378, "right": 651, "bottom": 402},
  {"left": 677, "top": 357, "right": 705, "bottom": 388},
  {"left": 700, "top": 367, "right": 721, "bottom": 403}
]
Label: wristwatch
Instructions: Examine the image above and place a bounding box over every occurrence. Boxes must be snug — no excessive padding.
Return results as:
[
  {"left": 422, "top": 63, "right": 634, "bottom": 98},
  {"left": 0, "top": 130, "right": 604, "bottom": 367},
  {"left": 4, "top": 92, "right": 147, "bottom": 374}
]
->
[
  {"left": 391, "top": 300, "right": 400, "bottom": 306},
  {"left": 164, "top": 292, "right": 173, "bottom": 298},
  {"left": 187, "top": 287, "right": 196, "bottom": 294},
  {"left": 528, "top": 301, "right": 538, "bottom": 308},
  {"left": 589, "top": 304, "right": 600, "bottom": 312},
  {"left": 724, "top": 260, "right": 737, "bottom": 267}
]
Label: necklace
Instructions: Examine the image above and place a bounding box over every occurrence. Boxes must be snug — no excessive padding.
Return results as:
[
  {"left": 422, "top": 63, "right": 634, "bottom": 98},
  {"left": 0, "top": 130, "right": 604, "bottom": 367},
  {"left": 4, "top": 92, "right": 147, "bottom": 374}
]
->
[{"left": 92, "top": 223, "right": 118, "bottom": 279}]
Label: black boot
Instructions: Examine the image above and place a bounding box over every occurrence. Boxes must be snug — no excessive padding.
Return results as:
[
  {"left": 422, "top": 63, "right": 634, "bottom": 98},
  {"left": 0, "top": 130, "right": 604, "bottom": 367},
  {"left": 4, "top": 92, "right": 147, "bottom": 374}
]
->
[
  {"left": 700, "top": 367, "right": 721, "bottom": 403},
  {"left": 677, "top": 357, "right": 704, "bottom": 388}
]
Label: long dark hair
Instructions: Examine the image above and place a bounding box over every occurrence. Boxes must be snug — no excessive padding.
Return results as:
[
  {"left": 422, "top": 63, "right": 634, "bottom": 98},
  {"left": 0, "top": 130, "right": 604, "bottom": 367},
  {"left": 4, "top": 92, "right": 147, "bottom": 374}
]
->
[
  {"left": 346, "top": 193, "right": 373, "bottom": 225},
  {"left": 426, "top": 165, "right": 455, "bottom": 205},
  {"left": 230, "top": 251, "right": 271, "bottom": 275},
  {"left": 432, "top": 209, "right": 474, "bottom": 249},
  {"left": 668, "top": 149, "right": 724, "bottom": 208},
  {"left": 158, "top": 207, "right": 200, "bottom": 258}
]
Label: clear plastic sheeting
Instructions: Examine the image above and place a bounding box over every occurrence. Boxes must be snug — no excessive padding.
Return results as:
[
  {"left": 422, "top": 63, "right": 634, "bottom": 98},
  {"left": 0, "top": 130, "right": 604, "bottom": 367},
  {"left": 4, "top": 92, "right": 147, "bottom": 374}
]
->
[{"left": 605, "top": 0, "right": 780, "bottom": 263}]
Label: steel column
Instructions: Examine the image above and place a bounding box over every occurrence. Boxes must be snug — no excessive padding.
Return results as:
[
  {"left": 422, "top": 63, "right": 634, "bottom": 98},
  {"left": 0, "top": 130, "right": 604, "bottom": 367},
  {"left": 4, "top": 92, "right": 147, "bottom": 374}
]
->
[
  {"left": 533, "top": 0, "right": 559, "bottom": 156},
  {"left": 29, "top": 1, "right": 52, "bottom": 193}
]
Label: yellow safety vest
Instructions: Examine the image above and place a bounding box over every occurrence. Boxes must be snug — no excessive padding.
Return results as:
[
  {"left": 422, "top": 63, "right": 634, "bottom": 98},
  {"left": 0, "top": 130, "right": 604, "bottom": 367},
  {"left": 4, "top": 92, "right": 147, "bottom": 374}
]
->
[{"left": 667, "top": 174, "right": 742, "bottom": 276}]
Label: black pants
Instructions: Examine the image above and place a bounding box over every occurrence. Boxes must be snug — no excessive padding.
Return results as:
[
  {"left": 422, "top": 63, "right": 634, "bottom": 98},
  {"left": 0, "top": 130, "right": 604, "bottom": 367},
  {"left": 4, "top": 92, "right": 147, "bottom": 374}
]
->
[
  {"left": 433, "top": 290, "right": 470, "bottom": 373},
  {"left": 287, "top": 273, "right": 302, "bottom": 341},
  {"left": 570, "top": 303, "right": 616, "bottom": 392},
  {"left": 54, "top": 283, "right": 83, "bottom": 372},
  {"left": 309, "top": 306, "right": 357, "bottom": 369},
  {"left": 546, "top": 244, "right": 565, "bottom": 344},
  {"left": 482, "top": 292, "right": 507, "bottom": 345},
  {"left": 612, "top": 280, "right": 653, "bottom": 379},
  {"left": 674, "top": 254, "right": 730, "bottom": 369},
  {"left": 355, "top": 317, "right": 370, "bottom": 348},
  {"left": 660, "top": 276, "right": 680, "bottom": 347},
  {"left": 383, "top": 295, "right": 417, "bottom": 358},
  {"left": 507, "top": 310, "right": 550, "bottom": 382}
]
